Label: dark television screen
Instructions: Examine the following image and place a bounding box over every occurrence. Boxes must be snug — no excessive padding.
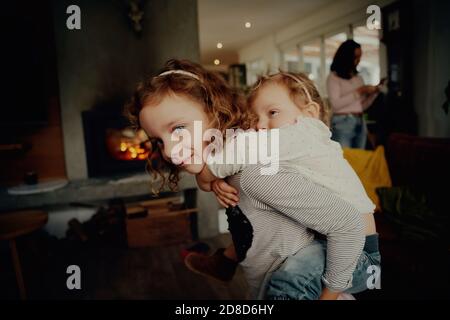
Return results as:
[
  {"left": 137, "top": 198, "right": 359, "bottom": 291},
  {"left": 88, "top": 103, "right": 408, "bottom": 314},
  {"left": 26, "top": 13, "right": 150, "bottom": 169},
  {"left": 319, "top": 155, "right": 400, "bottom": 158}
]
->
[{"left": 0, "top": 2, "right": 50, "bottom": 126}]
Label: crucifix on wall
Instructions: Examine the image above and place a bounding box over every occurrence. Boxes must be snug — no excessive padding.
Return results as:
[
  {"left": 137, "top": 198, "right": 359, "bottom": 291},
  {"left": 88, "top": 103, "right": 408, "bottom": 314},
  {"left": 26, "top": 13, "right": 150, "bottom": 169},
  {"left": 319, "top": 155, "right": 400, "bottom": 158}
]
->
[{"left": 126, "top": 0, "right": 145, "bottom": 35}]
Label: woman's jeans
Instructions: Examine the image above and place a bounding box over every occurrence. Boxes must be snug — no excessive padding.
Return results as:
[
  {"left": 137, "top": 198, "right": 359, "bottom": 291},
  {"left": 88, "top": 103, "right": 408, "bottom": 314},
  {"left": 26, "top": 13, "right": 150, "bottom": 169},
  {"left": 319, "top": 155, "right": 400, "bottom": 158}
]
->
[
  {"left": 331, "top": 114, "right": 367, "bottom": 149},
  {"left": 263, "top": 234, "right": 381, "bottom": 300}
]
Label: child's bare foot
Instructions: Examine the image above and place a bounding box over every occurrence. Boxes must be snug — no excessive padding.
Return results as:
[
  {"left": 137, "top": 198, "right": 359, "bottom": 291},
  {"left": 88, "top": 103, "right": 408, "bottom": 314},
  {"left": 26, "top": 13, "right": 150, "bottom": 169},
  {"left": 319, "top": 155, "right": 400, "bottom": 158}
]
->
[
  {"left": 223, "top": 244, "right": 238, "bottom": 261},
  {"left": 184, "top": 248, "right": 238, "bottom": 282}
]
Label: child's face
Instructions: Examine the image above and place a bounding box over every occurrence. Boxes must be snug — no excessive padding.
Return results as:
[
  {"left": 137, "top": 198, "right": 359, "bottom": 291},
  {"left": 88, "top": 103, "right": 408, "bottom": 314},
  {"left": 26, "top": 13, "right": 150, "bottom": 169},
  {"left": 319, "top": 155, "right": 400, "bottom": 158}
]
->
[
  {"left": 251, "top": 82, "right": 304, "bottom": 130},
  {"left": 139, "top": 93, "right": 210, "bottom": 174}
]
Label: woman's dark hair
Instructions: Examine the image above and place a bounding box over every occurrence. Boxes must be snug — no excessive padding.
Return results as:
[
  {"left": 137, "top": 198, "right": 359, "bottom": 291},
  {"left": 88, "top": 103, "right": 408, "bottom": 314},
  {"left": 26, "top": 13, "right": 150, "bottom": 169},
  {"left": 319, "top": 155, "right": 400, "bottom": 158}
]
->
[{"left": 330, "top": 39, "right": 361, "bottom": 80}]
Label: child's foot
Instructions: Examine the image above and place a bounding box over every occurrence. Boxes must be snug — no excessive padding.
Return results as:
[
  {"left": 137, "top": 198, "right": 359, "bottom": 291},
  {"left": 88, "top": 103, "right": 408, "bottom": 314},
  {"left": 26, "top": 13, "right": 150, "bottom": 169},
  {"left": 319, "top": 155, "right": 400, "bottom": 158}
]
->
[
  {"left": 180, "top": 242, "right": 211, "bottom": 260},
  {"left": 184, "top": 248, "right": 238, "bottom": 282}
]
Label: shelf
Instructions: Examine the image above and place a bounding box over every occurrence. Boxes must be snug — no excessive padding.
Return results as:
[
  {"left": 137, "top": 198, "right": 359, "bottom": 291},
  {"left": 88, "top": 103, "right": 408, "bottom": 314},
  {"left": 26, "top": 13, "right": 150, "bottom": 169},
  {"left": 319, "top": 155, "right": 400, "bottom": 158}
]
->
[{"left": 0, "top": 172, "right": 197, "bottom": 212}]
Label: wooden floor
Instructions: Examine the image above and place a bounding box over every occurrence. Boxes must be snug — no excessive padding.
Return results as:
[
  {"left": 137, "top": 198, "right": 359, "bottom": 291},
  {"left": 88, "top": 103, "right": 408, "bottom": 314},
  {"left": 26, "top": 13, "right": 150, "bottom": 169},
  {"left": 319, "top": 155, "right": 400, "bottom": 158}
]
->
[
  {"left": 4, "top": 224, "right": 447, "bottom": 300},
  {"left": 1, "top": 233, "right": 248, "bottom": 300},
  {"left": 85, "top": 234, "right": 248, "bottom": 300}
]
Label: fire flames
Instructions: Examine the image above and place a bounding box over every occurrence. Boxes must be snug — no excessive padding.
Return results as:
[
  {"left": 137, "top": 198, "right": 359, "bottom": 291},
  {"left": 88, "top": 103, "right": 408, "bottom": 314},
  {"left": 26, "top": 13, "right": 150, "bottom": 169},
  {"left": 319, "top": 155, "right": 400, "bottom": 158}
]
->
[{"left": 106, "top": 128, "right": 151, "bottom": 161}]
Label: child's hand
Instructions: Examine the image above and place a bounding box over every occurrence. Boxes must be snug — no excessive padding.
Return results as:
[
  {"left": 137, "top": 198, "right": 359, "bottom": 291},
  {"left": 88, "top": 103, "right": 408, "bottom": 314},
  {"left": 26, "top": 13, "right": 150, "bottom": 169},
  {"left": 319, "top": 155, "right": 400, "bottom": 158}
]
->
[{"left": 212, "top": 179, "right": 239, "bottom": 208}]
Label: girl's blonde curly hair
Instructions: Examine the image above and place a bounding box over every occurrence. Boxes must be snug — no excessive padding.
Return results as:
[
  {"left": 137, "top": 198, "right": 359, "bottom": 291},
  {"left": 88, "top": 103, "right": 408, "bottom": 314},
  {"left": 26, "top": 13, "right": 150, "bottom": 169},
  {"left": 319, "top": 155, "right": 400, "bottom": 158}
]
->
[
  {"left": 124, "top": 59, "right": 254, "bottom": 193},
  {"left": 247, "top": 71, "right": 331, "bottom": 126}
]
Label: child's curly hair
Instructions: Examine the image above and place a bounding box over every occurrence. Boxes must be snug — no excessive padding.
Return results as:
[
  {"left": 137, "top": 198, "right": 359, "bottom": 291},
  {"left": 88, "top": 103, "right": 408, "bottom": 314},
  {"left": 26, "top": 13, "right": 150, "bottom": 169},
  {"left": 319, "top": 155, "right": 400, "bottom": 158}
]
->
[
  {"left": 247, "top": 71, "right": 331, "bottom": 126},
  {"left": 124, "top": 59, "right": 253, "bottom": 193}
]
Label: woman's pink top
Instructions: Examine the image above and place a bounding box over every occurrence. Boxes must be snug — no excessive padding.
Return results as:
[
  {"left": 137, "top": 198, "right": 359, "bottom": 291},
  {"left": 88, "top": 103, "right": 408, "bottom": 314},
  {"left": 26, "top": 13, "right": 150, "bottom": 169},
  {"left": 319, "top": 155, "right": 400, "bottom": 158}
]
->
[{"left": 326, "top": 72, "right": 378, "bottom": 114}]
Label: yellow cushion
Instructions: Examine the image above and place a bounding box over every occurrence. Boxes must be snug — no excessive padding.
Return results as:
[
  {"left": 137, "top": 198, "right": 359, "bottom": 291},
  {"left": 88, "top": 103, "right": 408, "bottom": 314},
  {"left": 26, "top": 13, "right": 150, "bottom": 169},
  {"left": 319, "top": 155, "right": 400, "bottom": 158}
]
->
[{"left": 343, "top": 146, "right": 392, "bottom": 211}]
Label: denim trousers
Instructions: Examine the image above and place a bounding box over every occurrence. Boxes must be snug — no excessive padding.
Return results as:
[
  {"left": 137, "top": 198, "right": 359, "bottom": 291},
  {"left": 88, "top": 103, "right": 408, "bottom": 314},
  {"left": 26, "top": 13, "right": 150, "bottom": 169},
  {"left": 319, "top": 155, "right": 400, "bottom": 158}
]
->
[
  {"left": 331, "top": 114, "right": 367, "bottom": 149},
  {"left": 260, "top": 234, "right": 381, "bottom": 300}
]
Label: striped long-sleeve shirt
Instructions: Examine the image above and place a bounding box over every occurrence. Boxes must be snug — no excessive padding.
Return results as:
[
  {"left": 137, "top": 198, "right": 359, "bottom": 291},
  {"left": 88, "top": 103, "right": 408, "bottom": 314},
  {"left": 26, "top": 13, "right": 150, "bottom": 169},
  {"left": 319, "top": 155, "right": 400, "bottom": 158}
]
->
[{"left": 226, "top": 164, "right": 365, "bottom": 298}]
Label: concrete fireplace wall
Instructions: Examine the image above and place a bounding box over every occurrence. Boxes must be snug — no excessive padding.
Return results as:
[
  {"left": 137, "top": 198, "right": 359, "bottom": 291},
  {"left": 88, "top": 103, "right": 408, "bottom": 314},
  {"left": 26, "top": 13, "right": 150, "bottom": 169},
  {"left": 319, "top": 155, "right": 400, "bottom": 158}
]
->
[
  {"left": 52, "top": 0, "right": 200, "bottom": 180},
  {"left": 50, "top": 1, "right": 220, "bottom": 239}
]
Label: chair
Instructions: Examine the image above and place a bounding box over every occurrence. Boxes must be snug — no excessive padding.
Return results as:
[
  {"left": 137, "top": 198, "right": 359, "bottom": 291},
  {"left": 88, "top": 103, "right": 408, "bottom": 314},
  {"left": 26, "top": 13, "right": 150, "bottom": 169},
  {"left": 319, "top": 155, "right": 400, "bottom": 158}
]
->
[{"left": 0, "top": 210, "right": 48, "bottom": 299}]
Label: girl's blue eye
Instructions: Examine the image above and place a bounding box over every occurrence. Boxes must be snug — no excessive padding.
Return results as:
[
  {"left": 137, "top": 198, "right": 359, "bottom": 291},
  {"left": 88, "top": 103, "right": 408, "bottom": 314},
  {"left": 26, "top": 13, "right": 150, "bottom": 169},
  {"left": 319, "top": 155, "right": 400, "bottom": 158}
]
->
[{"left": 172, "top": 125, "right": 186, "bottom": 133}]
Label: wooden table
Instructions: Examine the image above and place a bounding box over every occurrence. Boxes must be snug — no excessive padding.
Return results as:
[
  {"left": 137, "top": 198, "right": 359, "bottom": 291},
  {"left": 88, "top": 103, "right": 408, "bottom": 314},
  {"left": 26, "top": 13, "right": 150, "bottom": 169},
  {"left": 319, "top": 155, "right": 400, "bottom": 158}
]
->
[{"left": 0, "top": 210, "right": 48, "bottom": 299}]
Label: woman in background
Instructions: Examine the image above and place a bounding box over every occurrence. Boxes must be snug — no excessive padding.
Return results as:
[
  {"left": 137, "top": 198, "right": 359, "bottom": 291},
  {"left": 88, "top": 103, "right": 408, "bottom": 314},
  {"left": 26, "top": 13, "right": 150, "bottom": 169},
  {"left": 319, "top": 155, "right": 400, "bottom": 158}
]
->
[{"left": 327, "top": 40, "right": 383, "bottom": 149}]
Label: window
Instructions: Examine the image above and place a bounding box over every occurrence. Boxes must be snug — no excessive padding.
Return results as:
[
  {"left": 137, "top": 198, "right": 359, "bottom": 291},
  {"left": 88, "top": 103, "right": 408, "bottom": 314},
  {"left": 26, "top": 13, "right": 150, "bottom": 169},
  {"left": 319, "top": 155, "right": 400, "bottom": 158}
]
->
[
  {"left": 246, "top": 59, "right": 265, "bottom": 86},
  {"left": 270, "top": 23, "right": 382, "bottom": 97},
  {"left": 353, "top": 26, "right": 380, "bottom": 85},
  {"left": 301, "top": 38, "right": 321, "bottom": 88},
  {"left": 283, "top": 46, "right": 300, "bottom": 73}
]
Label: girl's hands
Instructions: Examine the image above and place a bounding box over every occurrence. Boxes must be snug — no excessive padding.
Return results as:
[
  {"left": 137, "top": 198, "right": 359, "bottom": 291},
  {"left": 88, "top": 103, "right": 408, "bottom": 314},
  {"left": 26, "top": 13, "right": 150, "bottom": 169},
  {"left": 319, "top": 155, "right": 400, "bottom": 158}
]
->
[{"left": 211, "top": 179, "right": 240, "bottom": 208}]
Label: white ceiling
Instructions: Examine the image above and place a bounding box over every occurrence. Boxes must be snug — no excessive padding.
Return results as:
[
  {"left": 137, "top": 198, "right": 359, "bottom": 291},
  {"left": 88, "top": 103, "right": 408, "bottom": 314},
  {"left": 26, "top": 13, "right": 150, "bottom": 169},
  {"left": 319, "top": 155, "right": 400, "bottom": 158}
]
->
[{"left": 198, "top": 0, "right": 335, "bottom": 66}]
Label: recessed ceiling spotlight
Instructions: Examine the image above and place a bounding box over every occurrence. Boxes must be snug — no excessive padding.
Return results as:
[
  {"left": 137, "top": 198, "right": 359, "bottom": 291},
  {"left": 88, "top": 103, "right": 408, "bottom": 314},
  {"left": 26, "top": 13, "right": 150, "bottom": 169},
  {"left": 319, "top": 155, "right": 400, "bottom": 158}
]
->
[
  {"left": 217, "top": 42, "right": 223, "bottom": 49},
  {"left": 214, "top": 59, "right": 220, "bottom": 65},
  {"left": 245, "top": 22, "right": 251, "bottom": 28}
]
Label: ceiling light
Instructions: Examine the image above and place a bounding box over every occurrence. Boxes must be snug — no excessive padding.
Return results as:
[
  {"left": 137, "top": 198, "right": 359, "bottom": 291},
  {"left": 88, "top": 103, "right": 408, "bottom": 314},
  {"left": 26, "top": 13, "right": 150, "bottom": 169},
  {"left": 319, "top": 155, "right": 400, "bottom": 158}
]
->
[
  {"left": 217, "top": 42, "right": 223, "bottom": 49},
  {"left": 245, "top": 22, "right": 251, "bottom": 28},
  {"left": 214, "top": 59, "right": 220, "bottom": 65}
]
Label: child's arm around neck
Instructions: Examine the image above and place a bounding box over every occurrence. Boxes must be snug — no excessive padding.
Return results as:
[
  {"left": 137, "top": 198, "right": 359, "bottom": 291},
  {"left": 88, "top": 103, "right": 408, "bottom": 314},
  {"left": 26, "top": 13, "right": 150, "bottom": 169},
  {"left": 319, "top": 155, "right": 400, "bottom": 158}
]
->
[{"left": 196, "top": 165, "right": 217, "bottom": 192}]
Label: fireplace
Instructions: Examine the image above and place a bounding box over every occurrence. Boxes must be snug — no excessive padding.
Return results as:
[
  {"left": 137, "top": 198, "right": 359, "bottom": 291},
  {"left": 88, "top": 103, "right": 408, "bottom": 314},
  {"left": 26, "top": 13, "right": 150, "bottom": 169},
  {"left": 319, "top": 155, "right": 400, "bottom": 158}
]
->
[{"left": 82, "top": 108, "right": 155, "bottom": 178}]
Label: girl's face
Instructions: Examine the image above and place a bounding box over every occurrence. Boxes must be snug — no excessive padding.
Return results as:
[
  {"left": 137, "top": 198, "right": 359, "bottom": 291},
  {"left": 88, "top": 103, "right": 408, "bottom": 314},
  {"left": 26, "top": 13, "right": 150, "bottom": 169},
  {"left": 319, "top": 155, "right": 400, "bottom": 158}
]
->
[
  {"left": 251, "top": 82, "right": 306, "bottom": 130},
  {"left": 139, "top": 93, "right": 211, "bottom": 174}
]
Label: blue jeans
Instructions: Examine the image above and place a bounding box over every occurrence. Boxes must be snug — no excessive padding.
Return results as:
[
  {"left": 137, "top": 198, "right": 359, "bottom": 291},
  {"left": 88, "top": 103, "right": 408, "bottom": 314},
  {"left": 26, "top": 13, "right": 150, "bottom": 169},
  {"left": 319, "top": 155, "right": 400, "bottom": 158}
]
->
[
  {"left": 264, "top": 234, "right": 381, "bottom": 300},
  {"left": 331, "top": 115, "right": 367, "bottom": 149}
]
